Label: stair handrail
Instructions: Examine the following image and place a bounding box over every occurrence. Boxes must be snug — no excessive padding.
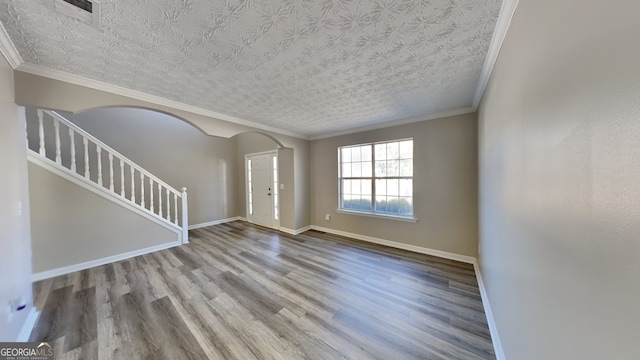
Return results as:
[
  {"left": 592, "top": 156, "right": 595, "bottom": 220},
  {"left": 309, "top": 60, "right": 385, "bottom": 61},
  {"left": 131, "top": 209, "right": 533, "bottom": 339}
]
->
[
  {"left": 32, "top": 109, "right": 189, "bottom": 244},
  {"left": 46, "top": 110, "right": 181, "bottom": 196}
]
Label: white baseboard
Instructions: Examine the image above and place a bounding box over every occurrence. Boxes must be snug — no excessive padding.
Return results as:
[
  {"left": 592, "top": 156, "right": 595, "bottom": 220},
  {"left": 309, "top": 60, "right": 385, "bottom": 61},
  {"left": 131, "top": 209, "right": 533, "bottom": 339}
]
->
[
  {"left": 308, "top": 225, "right": 502, "bottom": 358},
  {"left": 279, "top": 225, "right": 312, "bottom": 235},
  {"left": 32, "top": 241, "right": 180, "bottom": 282},
  {"left": 189, "top": 216, "right": 244, "bottom": 230},
  {"left": 472, "top": 259, "right": 505, "bottom": 360},
  {"left": 309, "top": 225, "right": 475, "bottom": 264},
  {"left": 16, "top": 307, "right": 40, "bottom": 342}
]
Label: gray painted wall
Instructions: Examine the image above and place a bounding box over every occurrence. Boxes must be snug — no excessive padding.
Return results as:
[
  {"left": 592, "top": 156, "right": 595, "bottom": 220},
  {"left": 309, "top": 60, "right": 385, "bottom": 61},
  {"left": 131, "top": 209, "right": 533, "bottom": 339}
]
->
[
  {"left": 58, "top": 107, "right": 239, "bottom": 226},
  {"left": 14, "top": 71, "right": 256, "bottom": 138},
  {"left": 16, "top": 73, "right": 313, "bottom": 231},
  {"left": 293, "top": 140, "right": 310, "bottom": 230},
  {"left": 28, "top": 163, "right": 179, "bottom": 273},
  {"left": 478, "top": 0, "right": 640, "bottom": 358},
  {"left": 310, "top": 113, "right": 479, "bottom": 257},
  {"left": 278, "top": 148, "right": 296, "bottom": 230},
  {"left": 0, "top": 55, "right": 34, "bottom": 341}
]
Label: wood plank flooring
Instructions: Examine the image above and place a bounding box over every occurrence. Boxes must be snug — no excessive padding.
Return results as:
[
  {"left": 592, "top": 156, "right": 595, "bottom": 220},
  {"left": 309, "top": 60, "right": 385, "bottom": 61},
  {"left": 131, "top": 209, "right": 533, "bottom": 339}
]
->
[{"left": 30, "top": 221, "right": 496, "bottom": 359}]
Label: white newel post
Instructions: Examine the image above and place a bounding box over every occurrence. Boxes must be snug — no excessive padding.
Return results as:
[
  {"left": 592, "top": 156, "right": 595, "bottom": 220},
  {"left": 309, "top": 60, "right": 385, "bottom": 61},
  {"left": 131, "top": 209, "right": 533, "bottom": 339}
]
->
[{"left": 181, "top": 187, "right": 189, "bottom": 244}]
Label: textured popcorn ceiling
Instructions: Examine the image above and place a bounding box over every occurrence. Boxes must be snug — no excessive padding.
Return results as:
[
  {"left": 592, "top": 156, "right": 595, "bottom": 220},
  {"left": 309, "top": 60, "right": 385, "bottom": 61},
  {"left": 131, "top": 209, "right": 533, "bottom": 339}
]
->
[{"left": 0, "top": 0, "right": 502, "bottom": 137}]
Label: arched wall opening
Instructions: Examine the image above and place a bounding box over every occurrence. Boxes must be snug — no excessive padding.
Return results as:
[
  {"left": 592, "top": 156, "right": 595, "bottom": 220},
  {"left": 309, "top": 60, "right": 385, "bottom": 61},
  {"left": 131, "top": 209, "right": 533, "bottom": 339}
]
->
[
  {"left": 73, "top": 105, "right": 210, "bottom": 136},
  {"left": 25, "top": 106, "right": 240, "bottom": 227},
  {"left": 16, "top": 70, "right": 310, "bottom": 236}
]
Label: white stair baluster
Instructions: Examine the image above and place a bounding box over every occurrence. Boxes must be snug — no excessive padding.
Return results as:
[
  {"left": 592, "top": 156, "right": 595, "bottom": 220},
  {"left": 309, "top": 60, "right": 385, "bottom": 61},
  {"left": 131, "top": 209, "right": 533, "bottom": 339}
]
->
[
  {"left": 181, "top": 187, "right": 188, "bottom": 244},
  {"left": 120, "top": 161, "right": 125, "bottom": 197},
  {"left": 97, "top": 146, "right": 103, "bottom": 186},
  {"left": 166, "top": 188, "right": 170, "bottom": 221},
  {"left": 174, "top": 193, "right": 178, "bottom": 225},
  {"left": 83, "top": 138, "right": 89, "bottom": 178},
  {"left": 131, "top": 167, "right": 136, "bottom": 203},
  {"left": 108, "top": 153, "right": 114, "bottom": 191},
  {"left": 149, "top": 178, "right": 154, "bottom": 213},
  {"left": 140, "top": 173, "right": 145, "bottom": 208},
  {"left": 54, "top": 119, "right": 61, "bottom": 164},
  {"left": 69, "top": 128, "right": 76, "bottom": 172},
  {"left": 38, "top": 110, "right": 45, "bottom": 156},
  {"left": 158, "top": 184, "right": 163, "bottom": 218},
  {"left": 31, "top": 110, "right": 188, "bottom": 233}
]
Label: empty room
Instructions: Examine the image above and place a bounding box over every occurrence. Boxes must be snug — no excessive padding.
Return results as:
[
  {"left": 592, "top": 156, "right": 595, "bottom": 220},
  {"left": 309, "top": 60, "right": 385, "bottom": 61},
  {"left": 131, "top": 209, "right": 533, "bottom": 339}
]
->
[{"left": 0, "top": 0, "right": 638, "bottom": 359}]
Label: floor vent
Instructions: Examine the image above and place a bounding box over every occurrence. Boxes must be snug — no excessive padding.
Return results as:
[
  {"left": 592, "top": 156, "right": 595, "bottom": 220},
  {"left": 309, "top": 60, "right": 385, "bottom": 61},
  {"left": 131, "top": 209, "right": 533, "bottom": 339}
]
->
[{"left": 52, "top": 0, "right": 101, "bottom": 28}]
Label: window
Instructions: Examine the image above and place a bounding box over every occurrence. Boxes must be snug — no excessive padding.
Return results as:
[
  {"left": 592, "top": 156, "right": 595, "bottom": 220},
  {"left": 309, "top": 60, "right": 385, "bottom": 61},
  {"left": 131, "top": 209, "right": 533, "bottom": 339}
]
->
[{"left": 339, "top": 138, "right": 414, "bottom": 219}]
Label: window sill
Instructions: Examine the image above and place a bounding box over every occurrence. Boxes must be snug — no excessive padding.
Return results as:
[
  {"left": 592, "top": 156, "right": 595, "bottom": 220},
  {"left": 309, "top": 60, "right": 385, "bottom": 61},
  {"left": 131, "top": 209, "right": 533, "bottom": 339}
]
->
[{"left": 335, "top": 209, "right": 418, "bottom": 222}]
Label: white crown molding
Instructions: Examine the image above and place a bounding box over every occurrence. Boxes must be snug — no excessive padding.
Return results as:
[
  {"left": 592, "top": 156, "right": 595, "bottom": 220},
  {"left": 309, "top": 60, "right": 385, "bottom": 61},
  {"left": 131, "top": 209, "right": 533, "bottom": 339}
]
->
[
  {"left": 473, "top": 0, "right": 521, "bottom": 108},
  {"left": 15, "top": 62, "right": 308, "bottom": 140},
  {"left": 3, "top": 0, "right": 519, "bottom": 141},
  {"left": 0, "top": 20, "right": 22, "bottom": 69},
  {"left": 308, "top": 107, "right": 476, "bottom": 141},
  {"left": 472, "top": 259, "right": 506, "bottom": 360}
]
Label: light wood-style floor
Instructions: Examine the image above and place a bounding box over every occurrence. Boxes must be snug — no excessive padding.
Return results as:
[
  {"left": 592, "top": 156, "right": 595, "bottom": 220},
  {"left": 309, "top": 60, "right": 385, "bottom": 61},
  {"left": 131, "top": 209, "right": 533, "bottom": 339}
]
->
[{"left": 30, "top": 221, "right": 496, "bottom": 360}]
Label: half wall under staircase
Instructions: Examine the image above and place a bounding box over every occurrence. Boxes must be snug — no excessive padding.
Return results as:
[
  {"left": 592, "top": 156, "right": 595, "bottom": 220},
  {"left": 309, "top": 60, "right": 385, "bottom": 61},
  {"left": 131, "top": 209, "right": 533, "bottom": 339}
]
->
[{"left": 26, "top": 109, "right": 189, "bottom": 280}]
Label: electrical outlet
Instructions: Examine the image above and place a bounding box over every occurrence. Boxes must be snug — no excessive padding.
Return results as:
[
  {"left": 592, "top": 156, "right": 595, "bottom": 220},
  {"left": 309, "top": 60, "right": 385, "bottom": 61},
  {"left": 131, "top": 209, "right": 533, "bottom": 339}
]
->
[
  {"left": 325, "top": 214, "right": 331, "bottom": 221},
  {"left": 280, "top": 183, "right": 284, "bottom": 190}
]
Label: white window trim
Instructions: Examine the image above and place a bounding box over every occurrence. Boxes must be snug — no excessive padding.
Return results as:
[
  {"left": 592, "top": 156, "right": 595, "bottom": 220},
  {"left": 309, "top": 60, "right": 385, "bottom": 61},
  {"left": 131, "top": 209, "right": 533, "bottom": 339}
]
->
[
  {"left": 338, "top": 138, "right": 415, "bottom": 220},
  {"left": 335, "top": 208, "right": 418, "bottom": 222}
]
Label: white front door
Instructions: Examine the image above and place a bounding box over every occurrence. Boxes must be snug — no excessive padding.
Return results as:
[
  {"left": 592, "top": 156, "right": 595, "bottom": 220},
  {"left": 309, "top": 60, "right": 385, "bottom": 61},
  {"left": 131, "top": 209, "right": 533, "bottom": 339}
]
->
[{"left": 246, "top": 151, "right": 278, "bottom": 229}]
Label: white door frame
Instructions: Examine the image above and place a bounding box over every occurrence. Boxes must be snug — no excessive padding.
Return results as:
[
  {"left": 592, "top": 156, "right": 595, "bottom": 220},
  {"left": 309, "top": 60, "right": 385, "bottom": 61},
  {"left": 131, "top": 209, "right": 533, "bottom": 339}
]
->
[{"left": 245, "top": 150, "right": 279, "bottom": 229}]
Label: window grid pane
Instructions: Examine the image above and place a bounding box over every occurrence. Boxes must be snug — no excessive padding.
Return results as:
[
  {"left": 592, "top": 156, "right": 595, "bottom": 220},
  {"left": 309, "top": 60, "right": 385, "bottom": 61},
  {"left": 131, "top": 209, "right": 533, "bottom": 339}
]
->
[{"left": 340, "top": 139, "right": 412, "bottom": 216}]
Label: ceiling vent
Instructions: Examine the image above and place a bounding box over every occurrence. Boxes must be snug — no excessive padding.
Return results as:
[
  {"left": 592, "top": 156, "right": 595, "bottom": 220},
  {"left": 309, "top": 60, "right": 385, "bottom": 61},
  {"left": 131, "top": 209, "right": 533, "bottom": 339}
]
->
[{"left": 52, "top": 0, "right": 101, "bottom": 28}]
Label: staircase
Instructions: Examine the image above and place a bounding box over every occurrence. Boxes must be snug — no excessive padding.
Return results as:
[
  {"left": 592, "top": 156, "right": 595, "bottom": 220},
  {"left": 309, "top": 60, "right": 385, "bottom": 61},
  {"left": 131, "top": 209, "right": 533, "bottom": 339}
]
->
[{"left": 26, "top": 109, "right": 189, "bottom": 247}]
